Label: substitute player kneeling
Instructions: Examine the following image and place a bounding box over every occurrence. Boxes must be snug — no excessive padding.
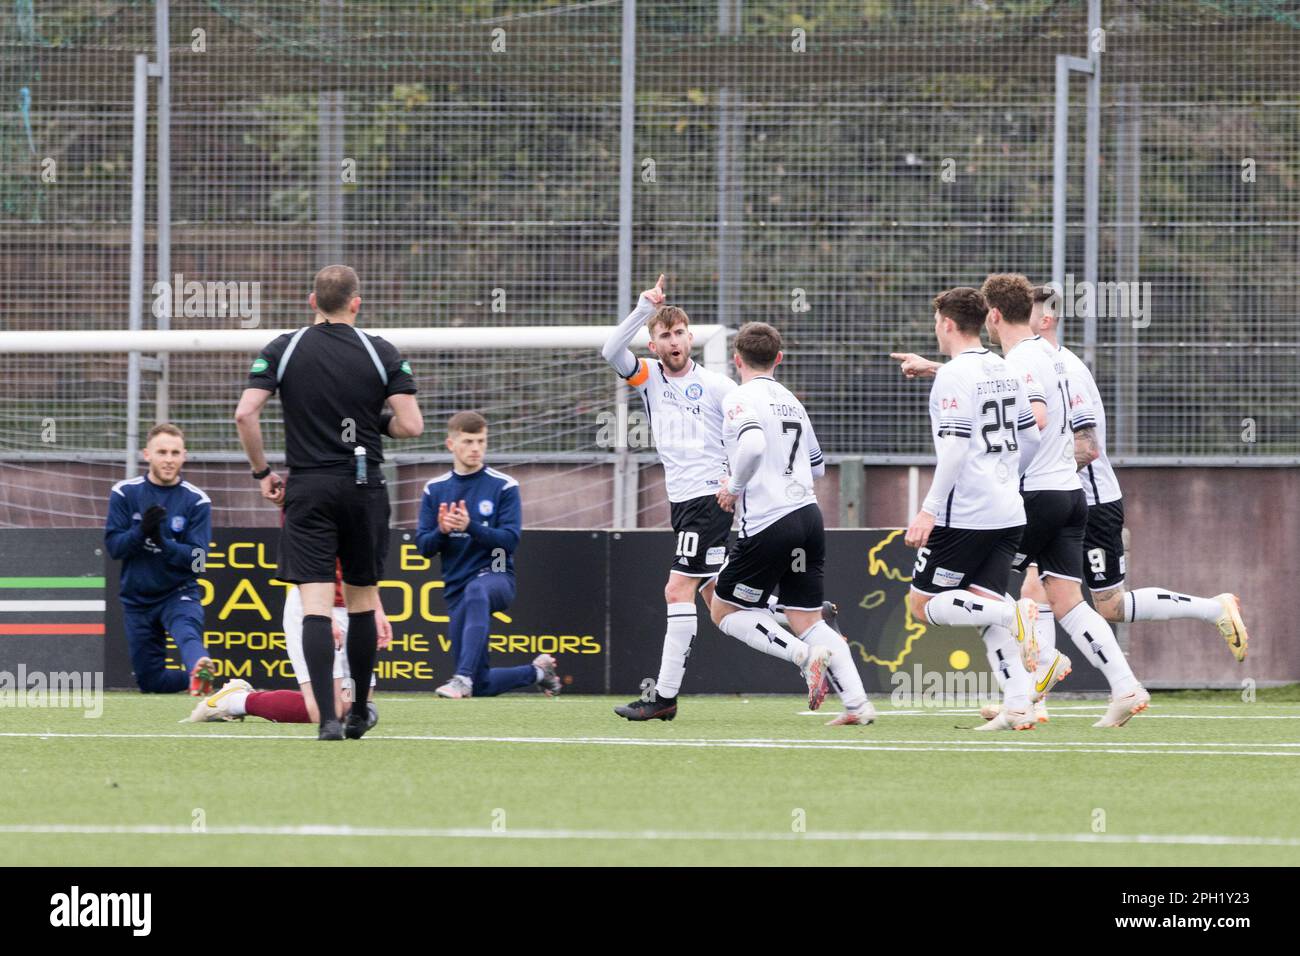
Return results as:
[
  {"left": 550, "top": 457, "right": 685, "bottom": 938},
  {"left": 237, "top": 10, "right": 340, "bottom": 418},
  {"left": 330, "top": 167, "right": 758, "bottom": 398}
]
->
[
  {"left": 104, "top": 423, "right": 217, "bottom": 695},
  {"left": 416, "top": 412, "right": 560, "bottom": 699}
]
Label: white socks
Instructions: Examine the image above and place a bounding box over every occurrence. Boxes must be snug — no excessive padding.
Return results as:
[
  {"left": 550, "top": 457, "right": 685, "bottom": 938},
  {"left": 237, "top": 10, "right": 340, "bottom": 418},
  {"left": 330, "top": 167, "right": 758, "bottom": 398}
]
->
[
  {"left": 801, "top": 621, "right": 868, "bottom": 713},
  {"left": 226, "top": 689, "right": 249, "bottom": 717},
  {"left": 655, "top": 603, "right": 696, "bottom": 699},
  {"left": 718, "top": 609, "right": 810, "bottom": 666},
  {"left": 923, "top": 590, "right": 1014, "bottom": 629},
  {"left": 1060, "top": 601, "right": 1138, "bottom": 696},
  {"left": 981, "top": 625, "right": 1031, "bottom": 712},
  {"left": 1124, "top": 589, "right": 1221, "bottom": 624},
  {"left": 1035, "top": 604, "right": 1057, "bottom": 670}
]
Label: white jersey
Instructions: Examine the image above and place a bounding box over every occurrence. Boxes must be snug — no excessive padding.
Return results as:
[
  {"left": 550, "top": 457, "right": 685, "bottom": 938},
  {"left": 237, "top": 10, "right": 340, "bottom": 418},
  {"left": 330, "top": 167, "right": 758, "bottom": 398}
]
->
[
  {"left": 1004, "top": 335, "right": 1086, "bottom": 493},
  {"left": 722, "top": 376, "right": 823, "bottom": 537},
  {"left": 1057, "top": 344, "right": 1122, "bottom": 506},
  {"left": 926, "top": 348, "right": 1030, "bottom": 529},
  {"left": 627, "top": 357, "right": 736, "bottom": 503}
]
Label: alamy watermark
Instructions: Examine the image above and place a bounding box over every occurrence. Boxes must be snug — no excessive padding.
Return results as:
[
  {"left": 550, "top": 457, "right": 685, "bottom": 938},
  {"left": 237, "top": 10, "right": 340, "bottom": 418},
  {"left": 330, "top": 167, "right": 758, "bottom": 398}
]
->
[
  {"left": 0, "top": 665, "right": 103, "bottom": 718},
  {"left": 889, "top": 664, "right": 1000, "bottom": 708},
  {"left": 1041, "top": 274, "right": 1153, "bottom": 329},
  {"left": 152, "top": 273, "right": 261, "bottom": 327}
]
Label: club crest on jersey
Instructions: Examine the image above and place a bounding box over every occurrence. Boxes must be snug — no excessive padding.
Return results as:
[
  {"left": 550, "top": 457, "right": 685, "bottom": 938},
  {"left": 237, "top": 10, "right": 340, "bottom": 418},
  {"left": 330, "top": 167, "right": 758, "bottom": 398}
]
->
[
  {"left": 685, "top": 383, "right": 703, "bottom": 401},
  {"left": 478, "top": 500, "right": 494, "bottom": 517},
  {"left": 170, "top": 516, "right": 186, "bottom": 533}
]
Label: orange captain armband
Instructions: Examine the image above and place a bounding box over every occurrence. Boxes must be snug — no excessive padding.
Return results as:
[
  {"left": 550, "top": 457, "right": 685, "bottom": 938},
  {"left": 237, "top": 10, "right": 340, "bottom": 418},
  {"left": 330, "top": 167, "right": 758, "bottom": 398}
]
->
[{"left": 625, "top": 359, "right": 650, "bottom": 388}]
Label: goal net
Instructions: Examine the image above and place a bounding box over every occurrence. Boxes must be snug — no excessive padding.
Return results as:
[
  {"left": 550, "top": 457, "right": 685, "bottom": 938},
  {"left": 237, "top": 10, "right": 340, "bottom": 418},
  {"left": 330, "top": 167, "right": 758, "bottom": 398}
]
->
[{"left": 0, "top": 325, "right": 729, "bottom": 531}]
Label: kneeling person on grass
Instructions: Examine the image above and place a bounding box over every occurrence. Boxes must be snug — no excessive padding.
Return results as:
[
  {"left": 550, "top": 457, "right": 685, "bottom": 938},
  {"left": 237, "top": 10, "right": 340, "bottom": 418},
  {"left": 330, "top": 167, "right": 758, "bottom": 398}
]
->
[
  {"left": 104, "top": 423, "right": 218, "bottom": 695},
  {"left": 416, "top": 412, "right": 561, "bottom": 699}
]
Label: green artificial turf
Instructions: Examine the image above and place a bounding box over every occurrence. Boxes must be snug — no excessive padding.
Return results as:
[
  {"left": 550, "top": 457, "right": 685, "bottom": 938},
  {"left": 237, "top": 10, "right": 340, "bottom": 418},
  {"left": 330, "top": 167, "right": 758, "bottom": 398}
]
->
[{"left": 3, "top": 691, "right": 1298, "bottom": 866}]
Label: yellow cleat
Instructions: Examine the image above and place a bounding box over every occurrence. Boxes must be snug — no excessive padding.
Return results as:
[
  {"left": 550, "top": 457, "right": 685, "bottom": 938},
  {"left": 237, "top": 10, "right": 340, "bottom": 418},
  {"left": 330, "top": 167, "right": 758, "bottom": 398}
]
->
[
  {"left": 1032, "top": 651, "right": 1072, "bottom": 702},
  {"left": 1013, "top": 598, "right": 1039, "bottom": 674},
  {"left": 182, "top": 678, "right": 252, "bottom": 723},
  {"left": 1213, "top": 593, "right": 1248, "bottom": 663}
]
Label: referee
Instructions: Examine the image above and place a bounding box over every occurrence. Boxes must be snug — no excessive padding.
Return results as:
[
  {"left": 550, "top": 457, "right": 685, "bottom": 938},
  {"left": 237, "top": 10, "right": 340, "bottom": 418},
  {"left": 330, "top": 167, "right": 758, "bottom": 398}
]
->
[{"left": 235, "top": 265, "right": 424, "bottom": 740}]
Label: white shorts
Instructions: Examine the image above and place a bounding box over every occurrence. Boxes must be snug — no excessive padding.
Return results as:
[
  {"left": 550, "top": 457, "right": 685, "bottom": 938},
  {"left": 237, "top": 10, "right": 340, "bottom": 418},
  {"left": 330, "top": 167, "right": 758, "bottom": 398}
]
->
[{"left": 283, "top": 587, "right": 374, "bottom": 687}]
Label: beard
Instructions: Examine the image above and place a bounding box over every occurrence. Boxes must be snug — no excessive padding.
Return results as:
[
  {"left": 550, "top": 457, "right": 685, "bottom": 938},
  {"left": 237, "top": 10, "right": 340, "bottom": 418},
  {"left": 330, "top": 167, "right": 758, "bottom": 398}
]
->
[{"left": 659, "top": 350, "right": 689, "bottom": 373}]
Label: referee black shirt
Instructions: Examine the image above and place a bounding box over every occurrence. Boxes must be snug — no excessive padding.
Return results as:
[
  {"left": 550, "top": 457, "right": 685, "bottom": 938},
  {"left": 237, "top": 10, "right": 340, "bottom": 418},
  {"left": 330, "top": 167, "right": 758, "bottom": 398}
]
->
[{"left": 247, "top": 321, "right": 417, "bottom": 475}]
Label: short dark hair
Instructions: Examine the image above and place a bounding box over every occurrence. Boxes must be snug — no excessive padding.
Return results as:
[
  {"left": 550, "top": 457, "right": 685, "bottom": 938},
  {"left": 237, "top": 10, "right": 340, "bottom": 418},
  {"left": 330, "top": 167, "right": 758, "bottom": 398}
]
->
[
  {"left": 733, "top": 322, "right": 783, "bottom": 369},
  {"left": 932, "top": 287, "right": 988, "bottom": 336},
  {"left": 314, "top": 265, "right": 360, "bottom": 315},
  {"left": 447, "top": 411, "right": 487, "bottom": 435},
  {"left": 981, "top": 273, "right": 1034, "bottom": 325},
  {"left": 146, "top": 422, "right": 185, "bottom": 445}
]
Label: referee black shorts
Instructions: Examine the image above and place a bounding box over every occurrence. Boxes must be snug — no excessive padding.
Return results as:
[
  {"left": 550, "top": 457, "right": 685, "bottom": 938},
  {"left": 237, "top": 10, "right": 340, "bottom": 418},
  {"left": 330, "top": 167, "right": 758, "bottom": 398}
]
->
[{"left": 279, "top": 472, "right": 390, "bottom": 587}]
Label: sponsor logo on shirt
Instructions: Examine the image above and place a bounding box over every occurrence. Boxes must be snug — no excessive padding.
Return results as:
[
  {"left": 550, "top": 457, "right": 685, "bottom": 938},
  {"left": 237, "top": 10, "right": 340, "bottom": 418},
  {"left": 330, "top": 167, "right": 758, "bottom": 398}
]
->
[
  {"left": 250, "top": 358, "right": 268, "bottom": 374},
  {"left": 705, "top": 546, "right": 726, "bottom": 565},
  {"left": 733, "top": 583, "right": 763, "bottom": 603}
]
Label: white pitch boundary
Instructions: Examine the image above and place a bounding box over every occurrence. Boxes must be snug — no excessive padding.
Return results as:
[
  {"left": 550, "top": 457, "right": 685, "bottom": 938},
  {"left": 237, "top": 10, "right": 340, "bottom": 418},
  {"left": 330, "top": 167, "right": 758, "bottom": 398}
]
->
[
  {"left": 1, "top": 730, "right": 1297, "bottom": 758},
  {"left": 0, "top": 822, "right": 1297, "bottom": 849}
]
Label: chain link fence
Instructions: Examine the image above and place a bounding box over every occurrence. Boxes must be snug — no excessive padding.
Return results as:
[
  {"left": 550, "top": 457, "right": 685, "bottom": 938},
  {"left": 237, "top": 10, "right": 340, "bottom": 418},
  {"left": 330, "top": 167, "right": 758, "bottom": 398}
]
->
[{"left": 2, "top": 0, "right": 1297, "bottom": 527}]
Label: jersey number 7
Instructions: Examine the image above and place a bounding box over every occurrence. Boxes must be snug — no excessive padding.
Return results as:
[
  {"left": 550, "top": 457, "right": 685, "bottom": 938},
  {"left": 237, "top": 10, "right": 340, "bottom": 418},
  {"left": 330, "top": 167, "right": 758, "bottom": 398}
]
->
[{"left": 781, "top": 421, "right": 803, "bottom": 475}]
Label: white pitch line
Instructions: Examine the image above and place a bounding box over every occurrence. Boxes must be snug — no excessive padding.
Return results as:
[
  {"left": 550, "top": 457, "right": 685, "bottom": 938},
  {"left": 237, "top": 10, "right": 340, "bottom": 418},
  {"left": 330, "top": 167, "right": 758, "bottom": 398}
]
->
[
  {"left": 0, "top": 730, "right": 1297, "bottom": 758},
  {"left": 804, "top": 710, "right": 1300, "bottom": 720},
  {"left": 0, "top": 822, "right": 1297, "bottom": 849}
]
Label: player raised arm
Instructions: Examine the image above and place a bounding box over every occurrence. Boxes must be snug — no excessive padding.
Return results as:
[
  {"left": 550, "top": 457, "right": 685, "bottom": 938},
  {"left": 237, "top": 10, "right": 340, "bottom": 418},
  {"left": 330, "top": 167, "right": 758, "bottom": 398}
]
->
[
  {"left": 601, "top": 274, "right": 666, "bottom": 377},
  {"left": 890, "top": 352, "right": 942, "bottom": 378}
]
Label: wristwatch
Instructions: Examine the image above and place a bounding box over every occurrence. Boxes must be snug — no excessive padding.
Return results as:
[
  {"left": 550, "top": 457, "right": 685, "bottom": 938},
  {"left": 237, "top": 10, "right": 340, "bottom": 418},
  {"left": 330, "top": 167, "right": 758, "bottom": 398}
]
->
[{"left": 252, "top": 466, "right": 272, "bottom": 481}]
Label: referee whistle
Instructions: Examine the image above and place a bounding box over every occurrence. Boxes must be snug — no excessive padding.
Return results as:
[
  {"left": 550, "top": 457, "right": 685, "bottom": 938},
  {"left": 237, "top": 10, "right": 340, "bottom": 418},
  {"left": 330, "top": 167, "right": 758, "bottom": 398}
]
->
[{"left": 355, "top": 445, "right": 367, "bottom": 485}]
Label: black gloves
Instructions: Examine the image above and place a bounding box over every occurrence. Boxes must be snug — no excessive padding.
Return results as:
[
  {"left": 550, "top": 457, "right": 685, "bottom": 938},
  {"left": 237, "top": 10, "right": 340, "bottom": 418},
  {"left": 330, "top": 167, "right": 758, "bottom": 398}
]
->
[{"left": 140, "top": 505, "right": 167, "bottom": 539}]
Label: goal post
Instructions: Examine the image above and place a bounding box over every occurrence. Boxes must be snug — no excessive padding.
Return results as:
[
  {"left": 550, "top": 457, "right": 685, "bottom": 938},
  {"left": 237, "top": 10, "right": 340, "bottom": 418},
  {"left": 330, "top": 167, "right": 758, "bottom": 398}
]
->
[{"left": 0, "top": 325, "right": 732, "bottom": 531}]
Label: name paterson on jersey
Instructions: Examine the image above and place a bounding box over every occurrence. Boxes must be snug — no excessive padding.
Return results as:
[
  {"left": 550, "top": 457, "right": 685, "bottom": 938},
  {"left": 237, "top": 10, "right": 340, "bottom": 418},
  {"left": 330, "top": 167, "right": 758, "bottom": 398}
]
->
[{"left": 630, "top": 359, "right": 735, "bottom": 502}]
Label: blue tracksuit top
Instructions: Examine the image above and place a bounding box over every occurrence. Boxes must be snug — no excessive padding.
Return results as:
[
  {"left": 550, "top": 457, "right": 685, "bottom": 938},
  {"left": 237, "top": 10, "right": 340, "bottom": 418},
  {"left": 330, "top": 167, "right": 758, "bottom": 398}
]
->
[
  {"left": 104, "top": 474, "right": 212, "bottom": 608},
  {"left": 415, "top": 466, "right": 521, "bottom": 602}
]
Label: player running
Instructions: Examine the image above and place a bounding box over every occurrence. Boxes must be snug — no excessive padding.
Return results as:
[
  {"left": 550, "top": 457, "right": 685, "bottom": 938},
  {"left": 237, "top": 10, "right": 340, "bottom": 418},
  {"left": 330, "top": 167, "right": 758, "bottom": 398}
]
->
[
  {"left": 981, "top": 273, "right": 1149, "bottom": 727},
  {"left": 1019, "top": 286, "right": 1249, "bottom": 660},
  {"left": 709, "top": 322, "right": 874, "bottom": 725},
  {"left": 604, "top": 276, "right": 740, "bottom": 721},
  {"left": 104, "top": 423, "right": 217, "bottom": 696},
  {"left": 901, "top": 288, "right": 1041, "bottom": 730},
  {"left": 416, "top": 412, "right": 561, "bottom": 699}
]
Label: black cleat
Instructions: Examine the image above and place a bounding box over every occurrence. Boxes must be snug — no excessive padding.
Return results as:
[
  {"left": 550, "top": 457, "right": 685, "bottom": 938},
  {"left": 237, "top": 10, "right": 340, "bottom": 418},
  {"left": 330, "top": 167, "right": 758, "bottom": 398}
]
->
[
  {"left": 614, "top": 697, "right": 677, "bottom": 721},
  {"left": 318, "top": 719, "right": 344, "bottom": 741},
  {"left": 343, "top": 711, "right": 370, "bottom": 740},
  {"left": 821, "top": 601, "right": 842, "bottom": 635}
]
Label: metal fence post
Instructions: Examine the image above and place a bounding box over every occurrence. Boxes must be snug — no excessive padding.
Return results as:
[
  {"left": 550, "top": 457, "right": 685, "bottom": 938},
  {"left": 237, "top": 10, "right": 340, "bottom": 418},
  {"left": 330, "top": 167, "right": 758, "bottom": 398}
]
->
[
  {"left": 155, "top": 0, "right": 172, "bottom": 425},
  {"left": 613, "top": 0, "right": 637, "bottom": 529},
  {"left": 127, "top": 54, "right": 149, "bottom": 478}
]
